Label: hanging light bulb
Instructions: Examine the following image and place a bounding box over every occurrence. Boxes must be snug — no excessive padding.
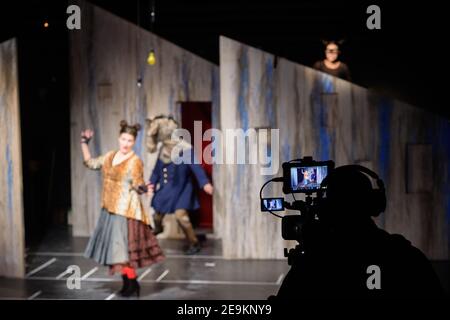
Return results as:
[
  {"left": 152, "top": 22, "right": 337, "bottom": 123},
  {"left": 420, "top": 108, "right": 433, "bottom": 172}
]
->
[
  {"left": 147, "top": 49, "right": 156, "bottom": 65},
  {"left": 146, "top": 1, "right": 157, "bottom": 66},
  {"left": 137, "top": 77, "right": 142, "bottom": 88}
]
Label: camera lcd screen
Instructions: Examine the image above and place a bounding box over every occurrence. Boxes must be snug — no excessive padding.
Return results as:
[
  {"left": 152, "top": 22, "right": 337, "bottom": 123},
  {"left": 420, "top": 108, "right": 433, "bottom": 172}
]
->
[
  {"left": 290, "top": 165, "right": 328, "bottom": 192},
  {"left": 261, "top": 198, "right": 284, "bottom": 211}
]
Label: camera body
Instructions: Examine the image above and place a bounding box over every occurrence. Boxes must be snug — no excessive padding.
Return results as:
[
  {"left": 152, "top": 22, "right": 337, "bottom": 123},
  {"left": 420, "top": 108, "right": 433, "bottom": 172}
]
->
[{"left": 260, "top": 156, "right": 334, "bottom": 243}]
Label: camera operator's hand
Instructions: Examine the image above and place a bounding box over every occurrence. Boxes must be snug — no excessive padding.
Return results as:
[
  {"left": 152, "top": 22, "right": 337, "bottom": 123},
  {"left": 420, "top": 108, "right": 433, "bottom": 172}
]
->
[{"left": 203, "top": 183, "right": 214, "bottom": 195}]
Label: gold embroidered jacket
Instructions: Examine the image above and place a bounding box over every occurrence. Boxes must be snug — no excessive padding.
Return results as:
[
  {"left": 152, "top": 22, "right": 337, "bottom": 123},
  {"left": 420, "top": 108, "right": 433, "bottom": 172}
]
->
[{"left": 84, "top": 150, "right": 149, "bottom": 225}]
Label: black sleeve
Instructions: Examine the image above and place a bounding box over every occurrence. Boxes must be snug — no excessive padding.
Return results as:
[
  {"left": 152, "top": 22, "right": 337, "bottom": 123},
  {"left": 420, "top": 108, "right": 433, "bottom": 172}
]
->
[
  {"left": 313, "top": 60, "right": 322, "bottom": 71},
  {"left": 408, "top": 247, "right": 446, "bottom": 297},
  {"left": 341, "top": 63, "right": 351, "bottom": 81}
]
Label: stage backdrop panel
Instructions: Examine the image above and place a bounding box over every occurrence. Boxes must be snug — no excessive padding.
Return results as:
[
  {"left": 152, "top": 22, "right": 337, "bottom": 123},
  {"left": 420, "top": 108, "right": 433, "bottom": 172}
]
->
[
  {"left": 0, "top": 38, "right": 25, "bottom": 278},
  {"left": 219, "top": 36, "right": 450, "bottom": 259},
  {"left": 70, "top": 0, "right": 219, "bottom": 236}
]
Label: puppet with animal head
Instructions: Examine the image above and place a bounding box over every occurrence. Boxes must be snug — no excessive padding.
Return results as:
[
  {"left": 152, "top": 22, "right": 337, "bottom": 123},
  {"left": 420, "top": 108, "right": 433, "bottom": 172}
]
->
[{"left": 145, "top": 115, "right": 213, "bottom": 255}]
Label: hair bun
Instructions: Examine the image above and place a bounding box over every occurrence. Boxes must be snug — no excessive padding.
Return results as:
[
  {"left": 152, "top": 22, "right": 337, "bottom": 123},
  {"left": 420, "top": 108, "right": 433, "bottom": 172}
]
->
[
  {"left": 120, "top": 120, "right": 128, "bottom": 128},
  {"left": 133, "top": 123, "right": 142, "bottom": 131}
]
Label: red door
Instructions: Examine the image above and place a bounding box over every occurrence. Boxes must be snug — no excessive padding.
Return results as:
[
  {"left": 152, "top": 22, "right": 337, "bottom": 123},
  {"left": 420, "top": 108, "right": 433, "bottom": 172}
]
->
[{"left": 180, "top": 102, "right": 213, "bottom": 230}]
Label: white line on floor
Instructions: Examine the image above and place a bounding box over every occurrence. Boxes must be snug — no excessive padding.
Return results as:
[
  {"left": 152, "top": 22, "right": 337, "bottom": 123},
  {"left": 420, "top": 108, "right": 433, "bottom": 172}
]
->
[
  {"left": 156, "top": 269, "right": 169, "bottom": 282},
  {"left": 55, "top": 268, "right": 71, "bottom": 280},
  {"left": 105, "top": 293, "right": 116, "bottom": 300},
  {"left": 30, "top": 252, "right": 224, "bottom": 259},
  {"left": 27, "top": 291, "right": 42, "bottom": 300},
  {"left": 26, "top": 276, "right": 280, "bottom": 286},
  {"left": 166, "top": 254, "right": 224, "bottom": 260},
  {"left": 158, "top": 279, "right": 277, "bottom": 286},
  {"left": 31, "top": 252, "right": 84, "bottom": 257},
  {"left": 276, "top": 273, "right": 284, "bottom": 285},
  {"left": 26, "top": 258, "right": 57, "bottom": 277},
  {"left": 81, "top": 267, "right": 98, "bottom": 280},
  {"left": 137, "top": 268, "right": 152, "bottom": 281}
]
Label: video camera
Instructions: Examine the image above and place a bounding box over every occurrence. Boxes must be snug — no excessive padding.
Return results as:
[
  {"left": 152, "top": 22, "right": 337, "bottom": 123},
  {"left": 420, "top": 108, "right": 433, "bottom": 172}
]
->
[{"left": 260, "top": 157, "right": 334, "bottom": 264}]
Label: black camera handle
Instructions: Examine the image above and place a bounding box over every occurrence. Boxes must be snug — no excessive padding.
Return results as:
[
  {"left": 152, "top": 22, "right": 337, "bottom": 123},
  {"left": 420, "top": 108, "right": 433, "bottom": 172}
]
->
[
  {"left": 259, "top": 177, "right": 284, "bottom": 218},
  {"left": 260, "top": 176, "right": 322, "bottom": 265},
  {"left": 260, "top": 177, "right": 317, "bottom": 218}
]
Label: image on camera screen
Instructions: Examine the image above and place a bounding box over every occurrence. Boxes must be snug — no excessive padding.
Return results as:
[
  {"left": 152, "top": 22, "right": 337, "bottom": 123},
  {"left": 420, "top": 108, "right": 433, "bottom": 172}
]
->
[
  {"left": 262, "top": 198, "right": 284, "bottom": 211},
  {"left": 290, "top": 165, "right": 328, "bottom": 191}
]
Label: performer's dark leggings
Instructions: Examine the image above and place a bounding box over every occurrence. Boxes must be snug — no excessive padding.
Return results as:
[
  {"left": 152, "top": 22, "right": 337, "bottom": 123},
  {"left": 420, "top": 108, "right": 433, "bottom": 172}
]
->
[{"left": 154, "top": 210, "right": 198, "bottom": 245}]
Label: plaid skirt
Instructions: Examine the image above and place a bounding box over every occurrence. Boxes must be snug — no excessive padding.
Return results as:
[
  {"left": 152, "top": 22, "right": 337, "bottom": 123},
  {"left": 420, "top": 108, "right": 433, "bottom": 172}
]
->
[{"left": 84, "top": 208, "right": 165, "bottom": 273}]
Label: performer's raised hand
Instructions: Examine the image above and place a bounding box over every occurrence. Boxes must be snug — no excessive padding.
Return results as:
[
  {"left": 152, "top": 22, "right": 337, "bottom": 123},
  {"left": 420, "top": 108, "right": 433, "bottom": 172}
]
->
[
  {"left": 203, "top": 183, "right": 214, "bottom": 195},
  {"left": 80, "top": 129, "right": 94, "bottom": 161},
  {"left": 81, "top": 129, "right": 94, "bottom": 144}
]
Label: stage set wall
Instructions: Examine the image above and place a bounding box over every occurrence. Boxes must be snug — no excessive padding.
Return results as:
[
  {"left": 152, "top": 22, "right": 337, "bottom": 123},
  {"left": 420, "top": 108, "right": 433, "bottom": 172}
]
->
[
  {"left": 0, "top": 38, "right": 25, "bottom": 277},
  {"left": 68, "top": 1, "right": 449, "bottom": 260},
  {"left": 219, "top": 36, "right": 450, "bottom": 260},
  {"left": 70, "top": 0, "right": 220, "bottom": 237}
]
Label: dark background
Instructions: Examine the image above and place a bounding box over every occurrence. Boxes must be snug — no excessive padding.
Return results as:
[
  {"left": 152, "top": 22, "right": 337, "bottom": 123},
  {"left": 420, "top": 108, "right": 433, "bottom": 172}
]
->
[
  {"left": 1, "top": 1, "right": 448, "bottom": 116},
  {"left": 0, "top": 0, "right": 447, "bottom": 244}
]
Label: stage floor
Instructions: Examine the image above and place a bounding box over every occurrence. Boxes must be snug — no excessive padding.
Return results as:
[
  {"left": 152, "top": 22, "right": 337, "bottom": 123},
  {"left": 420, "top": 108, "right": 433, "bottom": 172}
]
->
[{"left": 0, "top": 227, "right": 289, "bottom": 300}]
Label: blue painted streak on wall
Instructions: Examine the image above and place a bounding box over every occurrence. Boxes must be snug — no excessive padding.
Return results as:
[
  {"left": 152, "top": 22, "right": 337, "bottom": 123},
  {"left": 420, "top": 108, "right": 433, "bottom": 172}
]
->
[
  {"left": 210, "top": 68, "right": 220, "bottom": 160},
  {"left": 319, "top": 106, "right": 331, "bottom": 160},
  {"left": 238, "top": 48, "right": 249, "bottom": 131},
  {"left": 318, "top": 74, "right": 334, "bottom": 160},
  {"left": 234, "top": 48, "right": 250, "bottom": 199},
  {"left": 265, "top": 57, "right": 276, "bottom": 129},
  {"left": 321, "top": 73, "right": 334, "bottom": 94},
  {"left": 264, "top": 56, "right": 276, "bottom": 168},
  {"left": 211, "top": 67, "right": 220, "bottom": 129}
]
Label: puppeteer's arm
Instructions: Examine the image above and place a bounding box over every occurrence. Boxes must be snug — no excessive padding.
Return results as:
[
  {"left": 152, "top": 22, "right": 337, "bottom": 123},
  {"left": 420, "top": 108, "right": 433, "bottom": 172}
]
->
[
  {"left": 149, "top": 161, "right": 160, "bottom": 185},
  {"left": 144, "top": 160, "right": 161, "bottom": 195},
  {"left": 189, "top": 151, "right": 213, "bottom": 195}
]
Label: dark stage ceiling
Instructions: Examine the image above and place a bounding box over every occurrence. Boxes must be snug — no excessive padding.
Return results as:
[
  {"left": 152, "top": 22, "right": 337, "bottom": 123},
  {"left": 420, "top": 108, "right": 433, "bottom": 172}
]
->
[{"left": 1, "top": 0, "right": 448, "bottom": 118}]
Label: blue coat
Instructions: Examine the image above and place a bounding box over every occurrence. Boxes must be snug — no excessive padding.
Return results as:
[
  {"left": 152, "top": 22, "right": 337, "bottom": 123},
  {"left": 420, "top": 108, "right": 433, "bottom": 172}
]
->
[{"left": 149, "top": 154, "right": 210, "bottom": 214}]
